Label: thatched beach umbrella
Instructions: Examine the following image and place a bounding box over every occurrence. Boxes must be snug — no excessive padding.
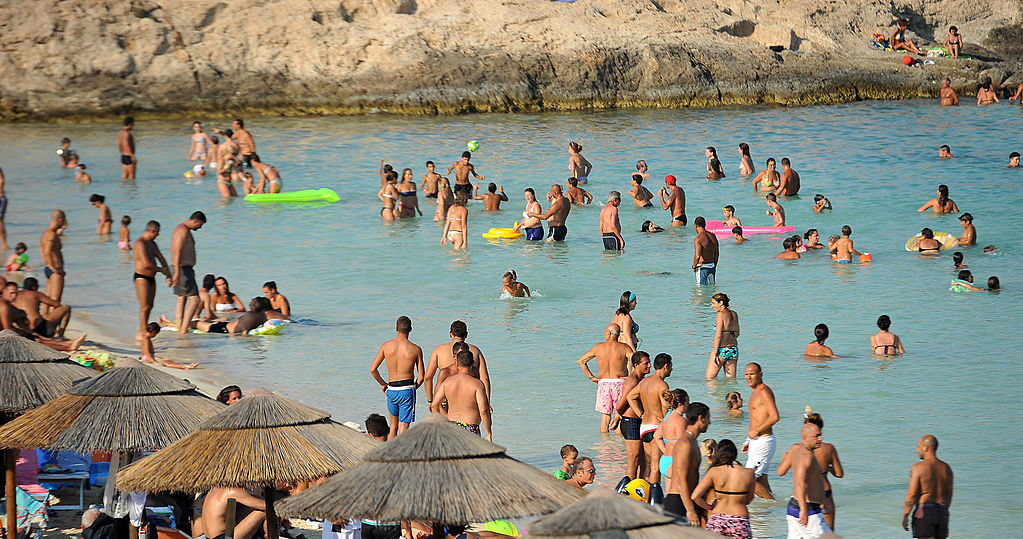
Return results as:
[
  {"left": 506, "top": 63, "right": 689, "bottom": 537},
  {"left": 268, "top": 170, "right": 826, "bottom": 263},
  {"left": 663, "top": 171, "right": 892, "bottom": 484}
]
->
[
  {"left": 116, "top": 388, "right": 379, "bottom": 539},
  {"left": 276, "top": 412, "right": 585, "bottom": 529},
  {"left": 0, "top": 329, "right": 95, "bottom": 537},
  {"left": 529, "top": 487, "right": 720, "bottom": 539}
]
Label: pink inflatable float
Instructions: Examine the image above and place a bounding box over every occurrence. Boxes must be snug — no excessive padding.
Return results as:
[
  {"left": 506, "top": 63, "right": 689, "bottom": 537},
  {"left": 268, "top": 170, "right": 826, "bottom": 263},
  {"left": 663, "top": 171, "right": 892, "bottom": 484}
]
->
[{"left": 705, "top": 219, "right": 795, "bottom": 236}]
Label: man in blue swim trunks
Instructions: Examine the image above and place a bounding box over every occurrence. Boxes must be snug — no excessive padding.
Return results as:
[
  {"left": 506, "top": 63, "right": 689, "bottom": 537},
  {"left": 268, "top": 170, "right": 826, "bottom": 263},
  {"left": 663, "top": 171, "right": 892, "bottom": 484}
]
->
[
  {"left": 528, "top": 184, "right": 571, "bottom": 242},
  {"left": 692, "top": 217, "right": 719, "bottom": 285},
  {"left": 370, "top": 316, "right": 425, "bottom": 439}
]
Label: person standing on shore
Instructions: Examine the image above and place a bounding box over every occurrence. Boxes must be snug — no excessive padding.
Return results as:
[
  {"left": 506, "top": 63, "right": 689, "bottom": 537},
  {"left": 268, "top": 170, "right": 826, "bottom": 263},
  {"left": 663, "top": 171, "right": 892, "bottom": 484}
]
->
[
  {"left": 369, "top": 316, "right": 425, "bottom": 439},
  {"left": 578, "top": 323, "right": 634, "bottom": 433},
  {"left": 600, "top": 192, "right": 625, "bottom": 251},
  {"left": 430, "top": 349, "right": 492, "bottom": 440},
  {"left": 626, "top": 353, "right": 672, "bottom": 484},
  {"left": 903, "top": 435, "right": 953, "bottom": 539},
  {"left": 742, "top": 362, "right": 778, "bottom": 499},
  {"left": 658, "top": 175, "right": 686, "bottom": 226},
  {"left": 939, "top": 78, "right": 959, "bottom": 106},
  {"left": 527, "top": 184, "right": 571, "bottom": 242},
  {"left": 133, "top": 220, "right": 170, "bottom": 338},
  {"left": 785, "top": 423, "right": 831, "bottom": 539},
  {"left": 446, "top": 151, "right": 485, "bottom": 199},
  {"left": 665, "top": 402, "right": 711, "bottom": 526},
  {"left": 118, "top": 117, "right": 137, "bottom": 180},
  {"left": 0, "top": 165, "right": 8, "bottom": 250},
  {"left": 692, "top": 217, "right": 719, "bottom": 285},
  {"left": 612, "top": 351, "right": 651, "bottom": 480},
  {"left": 170, "top": 211, "right": 206, "bottom": 334},
  {"left": 568, "top": 142, "right": 592, "bottom": 184},
  {"left": 40, "top": 210, "right": 67, "bottom": 308}
]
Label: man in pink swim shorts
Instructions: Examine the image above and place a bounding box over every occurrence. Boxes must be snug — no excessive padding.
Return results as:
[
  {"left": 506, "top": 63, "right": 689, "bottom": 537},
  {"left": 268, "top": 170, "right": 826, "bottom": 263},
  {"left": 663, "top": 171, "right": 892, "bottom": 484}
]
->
[{"left": 577, "top": 323, "right": 635, "bottom": 433}]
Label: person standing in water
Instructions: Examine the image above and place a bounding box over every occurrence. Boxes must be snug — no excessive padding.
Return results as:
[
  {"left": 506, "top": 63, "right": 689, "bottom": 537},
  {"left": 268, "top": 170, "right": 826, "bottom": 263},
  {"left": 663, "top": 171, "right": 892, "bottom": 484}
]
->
[
  {"left": 693, "top": 217, "right": 719, "bottom": 285},
  {"left": 599, "top": 192, "right": 625, "bottom": 251},
  {"left": 903, "top": 435, "right": 953, "bottom": 539},
  {"left": 188, "top": 121, "right": 214, "bottom": 164},
  {"left": 424, "top": 320, "right": 491, "bottom": 407},
  {"left": 577, "top": 323, "right": 634, "bottom": 433},
  {"left": 775, "top": 158, "right": 800, "bottom": 196},
  {"left": 870, "top": 314, "right": 905, "bottom": 355},
  {"left": 785, "top": 423, "right": 831, "bottom": 538},
  {"left": 743, "top": 362, "right": 779, "bottom": 499},
  {"left": 804, "top": 324, "right": 836, "bottom": 357},
  {"left": 133, "top": 220, "right": 170, "bottom": 338},
  {"left": 625, "top": 353, "right": 672, "bottom": 484},
  {"left": 379, "top": 171, "right": 398, "bottom": 220},
  {"left": 370, "top": 316, "right": 425, "bottom": 439},
  {"left": 939, "top": 78, "right": 959, "bottom": 106},
  {"left": 216, "top": 119, "right": 256, "bottom": 166},
  {"left": 691, "top": 438, "right": 755, "bottom": 539},
  {"left": 568, "top": 142, "right": 592, "bottom": 184},
  {"left": 738, "top": 143, "right": 755, "bottom": 175},
  {"left": 956, "top": 212, "right": 976, "bottom": 245},
  {"left": 118, "top": 117, "right": 137, "bottom": 180},
  {"left": 89, "top": 195, "right": 113, "bottom": 235},
  {"left": 666, "top": 402, "right": 711, "bottom": 526},
  {"left": 430, "top": 349, "right": 492, "bottom": 440},
  {"left": 565, "top": 177, "right": 593, "bottom": 205},
  {"left": 262, "top": 281, "right": 291, "bottom": 318},
  {"left": 440, "top": 194, "right": 468, "bottom": 249},
  {"left": 706, "top": 292, "right": 739, "bottom": 379},
  {"left": 654, "top": 388, "right": 688, "bottom": 493},
  {"left": 250, "top": 154, "right": 282, "bottom": 194},
  {"left": 628, "top": 175, "right": 654, "bottom": 207},
  {"left": 917, "top": 185, "right": 959, "bottom": 214},
  {"left": 473, "top": 182, "right": 508, "bottom": 211},
  {"left": 610, "top": 291, "right": 639, "bottom": 350},
  {"left": 170, "top": 211, "right": 206, "bottom": 334},
  {"left": 514, "top": 188, "right": 544, "bottom": 240},
  {"left": 753, "top": 158, "right": 779, "bottom": 192},
  {"left": 422, "top": 161, "right": 441, "bottom": 198},
  {"left": 527, "top": 184, "right": 571, "bottom": 242},
  {"left": 612, "top": 351, "right": 651, "bottom": 480},
  {"left": 446, "top": 151, "right": 485, "bottom": 199},
  {"left": 395, "top": 168, "right": 422, "bottom": 218},
  {"left": 40, "top": 210, "right": 67, "bottom": 307},
  {"left": 778, "top": 412, "right": 844, "bottom": 530},
  {"left": 658, "top": 175, "right": 686, "bottom": 226}
]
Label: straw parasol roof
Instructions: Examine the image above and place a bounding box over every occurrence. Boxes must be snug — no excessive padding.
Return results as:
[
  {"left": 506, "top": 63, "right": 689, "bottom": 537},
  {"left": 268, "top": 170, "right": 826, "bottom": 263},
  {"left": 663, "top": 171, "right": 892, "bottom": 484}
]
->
[
  {"left": 529, "top": 488, "right": 720, "bottom": 539},
  {"left": 115, "top": 388, "right": 379, "bottom": 492},
  {"left": 0, "top": 329, "right": 94, "bottom": 415},
  {"left": 0, "top": 358, "right": 225, "bottom": 452},
  {"left": 276, "top": 412, "right": 585, "bottom": 524}
]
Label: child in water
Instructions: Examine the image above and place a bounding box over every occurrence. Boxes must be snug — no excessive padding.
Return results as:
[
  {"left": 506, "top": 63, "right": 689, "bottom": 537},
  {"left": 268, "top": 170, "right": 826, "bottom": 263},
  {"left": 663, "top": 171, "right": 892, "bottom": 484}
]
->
[
  {"left": 641, "top": 220, "right": 664, "bottom": 233},
  {"left": 700, "top": 439, "right": 718, "bottom": 467},
  {"left": 988, "top": 276, "right": 1000, "bottom": 291},
  {"left": 732, "top": 226, "right": 746, "bottom": 244},
  {"left": 5, "top": 243, "right": 31, "bottom": 272},
  {"left": 553, "top": 444, "right": 578, "bottom": 480},
  {"left": 501, "top": 270, "right": 531, "bottom": 298},
  {"left": 141, "top": 322, "right": 198, "bottom": 369},
  {"left": 75, "top": 164, "right": 92, "bottom": 184},
  {"left": 725, "top": 391, "right": 743, "bottom": 416},
  {"left": 722, "top": 205, "right": 741, "bottom": 227},
  {"left": 952, "top": 252, "right": 967, "bottom": 269},
  {"left": 813, "top": 194, "right": 832, "bottom": 213},
  {"left": 765, "top": 193, "right": 785, "bottom": 226},
  {"left": 118, "top": 216, "right": 131, "bottom": 250}
]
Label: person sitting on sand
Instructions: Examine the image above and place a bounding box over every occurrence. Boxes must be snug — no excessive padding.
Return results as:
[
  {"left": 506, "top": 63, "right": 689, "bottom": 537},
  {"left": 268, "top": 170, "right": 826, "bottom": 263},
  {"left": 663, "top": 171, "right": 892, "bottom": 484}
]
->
[
  {"left": 732, "top": 226, "right": 746, "bottom": 244},
  {"left": 629, "top": 175, "right": 654, "bottom": 207},
  {"left": 950, "top": 269, "right": 985, "bottom": 292},
  {"left": 977, "top": 81, "right": 999, "bottom": 106},
  {"left": 141, "top": 322, "right": 198, "bottom": 369},
  {"left": 725, "top": 391, "right": 743, "bottom": 417},
  {"left": 722, "top": 205, "right": 741, "bottom": 227},
  {"left": 14, "top": 277, "right": 71, "bottom": 338},
  {"left": 765, "top": 193, "right": 785, "bottom": 226},
  {"left": 938, "top": 145, "right": 953, "bottom": 159},
  {"left": 956, "top": 213, "right": 976, "bottom": 246},
  {"left": 262, "top": 281, "right": 291, "bottom": 318},
  {"left": 813, "top": 194, "right": 832, "bottom": 213},
  {"left": 833, "top": 225, "right": 862, "bottom": 263},
  {"left": 803, "top": 229, "right": 825, "bottom": 250},
  {"left": 566, "top": 177, "right": 592, "bottom": 205},
  {"left": 917, "top": 228, "right": 942, "bottom": 255},
  {"left": 943, "top": 26, "right": 963, "bottom": 58},
  {"left": 501, "top": 269, "right": 531, "bottom": 298},
  {"left": 202, "top": 487, "right": 266, "bottom": 539},
  {"left": 870, "top": 314, "right": 904, "bottom": 355},
  {"left": 210, "top": 276, "right": 245, "bottom": 312},
  {"left": 0, "top": 282, "right": 85, "bottom": 352},
  {"left": 1008, "top": 152, "right": 1020, "bottom": 168},
  {"left": 805, "top": 323, "right": 836, "bottom": 357},
  {"left": 939, "top": 78, "right": 959, "bottom": 106},
  {"left": 752, "top": 158, "right": 780, "bottom": 192},
  {"left": 5, "top": 243, "right": 31, "bottom": 272},
  {"left": 890, "top": 18, "right": 924, "bottom": 55},
  {"left": 641, "top": 220, "right": 664, "bottom": 233},
  {"left": 777, "top": 236, "right": 800, "bottom": 260},
  {"left": 553, "top": 444, "right": 578, "bottom": 480},
  {"left": 917, "top": 184, "right": 959, "bottom": 214},
  {"left": 160, "top": 297, "right": 270, "bottom": 335}
]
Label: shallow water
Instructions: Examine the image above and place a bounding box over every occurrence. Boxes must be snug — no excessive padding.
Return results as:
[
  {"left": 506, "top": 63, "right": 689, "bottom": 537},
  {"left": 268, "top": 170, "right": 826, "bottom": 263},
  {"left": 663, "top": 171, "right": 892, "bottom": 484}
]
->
[{"left": 2, "top": 100, "right": 1022, "bottom": 537}]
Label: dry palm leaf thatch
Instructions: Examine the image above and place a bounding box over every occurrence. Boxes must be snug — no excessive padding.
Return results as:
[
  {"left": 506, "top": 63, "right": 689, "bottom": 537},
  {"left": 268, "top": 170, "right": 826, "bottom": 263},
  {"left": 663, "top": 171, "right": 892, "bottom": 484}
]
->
[
  {"left": 0, "top": 358, "right": 224, "bottom": 452},
  {"left": 115, "top": 388, "right": 378, "bottom": 493},
  {"left": 529, "top": 488, "right": 720, "bottom": 539},
  {"left": 276, "top": 413, "right": 584, "bottom": 524},
  {"left": 0, "top": 329, "right": 94, "bottom": 414}
]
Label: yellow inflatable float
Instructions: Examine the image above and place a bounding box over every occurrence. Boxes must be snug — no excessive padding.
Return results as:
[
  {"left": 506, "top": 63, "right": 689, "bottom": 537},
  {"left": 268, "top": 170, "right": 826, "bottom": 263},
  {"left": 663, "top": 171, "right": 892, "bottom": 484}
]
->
[
  {"left": 482, "top": 222, "right": 524, "bottom": 240},
  {"left": 905, "top": 232, "right": 958, "bottom": 251}
]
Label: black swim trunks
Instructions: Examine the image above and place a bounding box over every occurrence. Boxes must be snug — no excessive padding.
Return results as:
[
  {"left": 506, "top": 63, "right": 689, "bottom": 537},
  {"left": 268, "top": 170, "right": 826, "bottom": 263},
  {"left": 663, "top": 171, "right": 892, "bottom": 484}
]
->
[
  {"left": 673, "top": 214, "right": 688, "bottom": 226},
  {"left": 548, "top": 225, "right": 568, "bottom": 241},
  {"left": 619, "top": 416, "right": 640, "bottom": 441},
  {"left": 173, "top": 266, "right": 199, "bottom": 297},
  {"left": 425, "top": 192, "right": 438, "bottom": 199},
  {"left": 206, "top": 321, "right": 229, "bottom": 334},
  {"left": 664, "top": 494, "right": 706, "bottom": 519},
  {"left": 912, "top": 503, "right": 949, "bottom": 539},
  {"left": 133, "top": 273, "right": 156, "bottom": 285},
  {"left": 602, "top": 232, "right": 623, "bottom": 250},
  {"left": 120, "top": 155, "right": 133, "bottom": 165},
  {"left": 453, "top": 183, "right": 472, "bottom": 196},
  {"left": 243, "top": 153, "right": 254, "bottom": 167}
]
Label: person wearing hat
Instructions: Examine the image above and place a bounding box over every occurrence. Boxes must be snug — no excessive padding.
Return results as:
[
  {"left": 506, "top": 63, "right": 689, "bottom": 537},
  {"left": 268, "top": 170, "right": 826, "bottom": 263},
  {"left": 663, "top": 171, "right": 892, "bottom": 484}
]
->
[
  {"left": 600, "top": 191, "right": 625, "bottom": 251},
  {"left": 658, "top": 175, "right": 686, "bottom": 226}
]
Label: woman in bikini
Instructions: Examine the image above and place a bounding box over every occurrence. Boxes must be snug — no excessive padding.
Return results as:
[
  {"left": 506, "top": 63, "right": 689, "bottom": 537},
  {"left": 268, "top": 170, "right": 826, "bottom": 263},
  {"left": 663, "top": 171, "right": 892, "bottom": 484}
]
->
[
  {"left": 653, "top": 388, "right": 688, "bottom": 493},
  {"left": 870, "top": 314, "right": 904, "bottom": 355},
  {"left": 737, "top": 143, "right": 755, "bottom": 176},
  {"left": 705, "top": 147, "right": 725, "bottom": 179},
  {"left": 707, "top": 292, "right": 740, "bottom": 379},
  {"left": 210, "top": 276, "right": 245, "bottom": 312},
  {"left": 690, "top": 439, "right": 755, "bottom": 539},
  {"left": 917, "top": 228, "right": 942, "bottom": 255},
  {"left": 395, "top": 168, "right": 422, "bottom": 218},
  {"left": 216, "top": 144, "right": 239, "bottom": 197},
  {"left": 250, "top": 154, "right": 282, "bottom": 194},
  {"left": 804, "top": 323, "right": 836, "bottom": 357},
  {"left": 514, "top": 188, "right": 544, "bottom": 240},
  {"left": 378, "top": 171, "right": 398, "bottom": 220},
  {"left": 262, "top": 281, "right": 291, "bottom": 318},
  {"left": 434, "top": 177, "right": 453, "bottom": 221},
  {"left": 611, "top": 291, "right": 639, "bottom": 349},
  {"left": 751, "top": 158, "right": 779, "bottom": 193},
  {"left": 89, "top": 194, "right": 113, "bottom": 235},
  {"left": 440, "top": 193, "right": 468, "bottom": 249},
  {"left": 188, "top": 121, "right": 214, "bottom": 162},
  {"left": 917, "top": 184, "right": 959, "bottom": 214}
]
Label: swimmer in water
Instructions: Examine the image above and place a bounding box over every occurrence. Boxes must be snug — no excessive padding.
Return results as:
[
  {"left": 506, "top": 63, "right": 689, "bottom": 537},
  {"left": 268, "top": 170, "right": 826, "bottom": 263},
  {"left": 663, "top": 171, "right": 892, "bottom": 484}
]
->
[
  {"left": 917, "top": 184, "right": 959, "bottom": 214},
  {"left": 938, "top": 145, "right": 953, "bottom": 159},
  {"left": 952, "top": 252, "right": 967, "bottom": 269},
  {"left": 952, "top": 269, "right": 985, "bottom": 291},
  {"left": 241, "top": 172, "right": 256, "bottom": 195},
  {"left": 775, "top": 158, "right": 800, "bottom": 196},
  {"left": 216, "top": 144, "right": 240, "bottom": 197},
  {"left": 65, "top": 153, "right": 80, "bottom": 170},
  {"left": 118, "top": 216, "right": 131, "bottom": 250},
  {"left": 440, "top": 193, "right": 469, "bottom": 249},
  {"left": 422, "top": 161, "right": 441, "bottom": 198},
  {"left": 792, "top": 234, "right": 806, "bottom": 253},
  {"left": 57, "top": 138, "right": 72, "bottom": 165},
  {"left": 803, "top": 229, "right": 824, "bottom": 250},
  {"left": 611, "top": 291, "right": 639, "bottom": 349},
  {"left": 434, "top": 177, "right": 453, "bottom": 222},
  {"left": 446, "top": 151, "right": 485, "bottom": 198},
  {"left": 74, "top": 164, "right": 92, "bottom": 184},
  {"left": 777, "top": 236, "right": 801, "bottom": 260},
  {"left": 987, "top": 276, "right": 1000, "bottom": 291},
  {"left": 629, "top": 175, "right": 654, "bottom": 207},
  {"left": 804, "top": 324, "right": 836, "bottom": 357},
  {"left": 89, "top": 194, "right": 113, "bottom": 235},
  {"left": 514, "top": 188, "right": 544, "bottom": 240},
  {"left": 635, "top": 160, "right": 651, "bottom": 180},
  {"left": 976, "top": 81, "right": 999, "bottom": 106},
  {"left": 706, "top": 292, "right": 739, "bottom": 379},
  {"left": 641, "top": 220, "right": 664, "bottom": 233},
  {"left": 5, "top": 243, "right": 31, "bottom": 272},
  {"left": 396, "top": 168, "right": 422, "bottom": 218},
  {"left": 566, "top": 177, "right": 592, "bottom": 205},
  {"left": 659, "top": 175, "right": 686, "bottom": 227},
  {"left": 752, "top": 158, "right": 779, "bottom": 193},
  {"left": 501, "top": 269, "right": 531, "bottom": 298},
  {"left": 250, "top": 154, "right": 282, "bottom": 194},
  {"left": 378, "top": 171, "right": 398, "bottom": 221},
  {"left": 707, "top": 158, "right": 725, "bottom": 180},
  {"left": 813, "top": 194, "right": 832, "bottom": 213},
  {"left": 917, "top": 228, "right": 942, "bottom": 255},
  {"left": 732, "top": 226, "right": 746, "bottom": 244},
  {"left": 473, "top": 182, "right": 508, "bottom": 211},
  {"left": 725, "top": 391, "right": 743, "bottom": 416},
  {"left": 738, "top": 143, "right": 755, "bottom": 175},
  {"left": 1009, "top": 152, "right": 1020, "bottom": 168},
  {"left": 722, "top": 205, "right": 741, "bottom": 227},
  {"left": 956, "top": 213, "right": 976, "bottom": 246},
  {"left": 764, "top": 193, "right": 785, "bottom": 226},
  {"left": 833, "top": 225, "right": 862, "bottom": 263},
  {"left": 141, "top": 322, "right": 198, "bottom": 369},
  {"left": 939, "top": 78, "right": 959, "bottom": 106},
  {"left": 188, "top": 121, "right": 214, "bottom": 163},
  {"left": 378, "top": 160, "right": 395, "bottom": 186},
  {"left": 568, "top": 142, "right": 592, "bottom": 184},
  {"left": 262, "top": 281, "right": 291, "bottom": 318},
  {"left": 211, "top": 276, "right": 245, "bottom": 312},
  {"left": 870, "top": 314, "right": 904, "bottom": 355}
]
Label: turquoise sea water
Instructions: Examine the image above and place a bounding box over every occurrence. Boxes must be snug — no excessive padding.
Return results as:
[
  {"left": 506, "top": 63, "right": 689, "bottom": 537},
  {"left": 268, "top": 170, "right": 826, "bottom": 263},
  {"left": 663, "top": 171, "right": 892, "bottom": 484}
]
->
[{"left": 1, "top": 100, "right": 1021, "bottom": 537}]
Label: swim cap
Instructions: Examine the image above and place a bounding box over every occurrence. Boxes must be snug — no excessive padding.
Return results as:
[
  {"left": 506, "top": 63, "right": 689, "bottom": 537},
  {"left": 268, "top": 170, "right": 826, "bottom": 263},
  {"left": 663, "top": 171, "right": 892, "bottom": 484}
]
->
[
  {"left": 664, "top": 175, "right": 677, "bottom": 185},
  {"left": 624, "top": 478, "right": 651, "bottom": 502}
]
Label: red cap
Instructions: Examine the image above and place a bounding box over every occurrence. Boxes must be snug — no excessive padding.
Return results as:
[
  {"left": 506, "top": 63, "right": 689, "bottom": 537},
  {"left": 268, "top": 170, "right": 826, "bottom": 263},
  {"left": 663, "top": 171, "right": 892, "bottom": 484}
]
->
[
  {"left": 664, "top": 175, "right": 677, "bottom": 185},
  {"left": 902, "top": 55, "right": 913, "bottom": 66}
]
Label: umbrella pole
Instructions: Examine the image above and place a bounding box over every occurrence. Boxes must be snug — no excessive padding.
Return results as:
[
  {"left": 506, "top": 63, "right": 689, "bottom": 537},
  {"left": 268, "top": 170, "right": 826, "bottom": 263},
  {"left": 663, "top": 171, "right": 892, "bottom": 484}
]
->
[
  {"left": 5, "top": 449, "right": 16, "bottom": 539},
  {"left": 263, "top": 486, "right": 279, "bottom": 539}
]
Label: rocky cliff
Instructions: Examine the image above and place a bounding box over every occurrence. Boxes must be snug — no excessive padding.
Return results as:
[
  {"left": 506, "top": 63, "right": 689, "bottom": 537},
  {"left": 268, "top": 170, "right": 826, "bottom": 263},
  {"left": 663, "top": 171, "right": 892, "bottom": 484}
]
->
[{"left": 1, "top": 0, "right": 1021, "bottom": 120}]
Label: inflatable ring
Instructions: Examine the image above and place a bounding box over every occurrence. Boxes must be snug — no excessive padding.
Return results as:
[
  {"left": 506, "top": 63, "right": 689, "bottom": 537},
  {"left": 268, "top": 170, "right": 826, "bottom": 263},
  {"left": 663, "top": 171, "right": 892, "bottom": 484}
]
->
[
  {"left": 249, "top": 319, "right": 289, "bottom": 336},
  {"left": 905, "top": 232, "right": 958, "bottom": 251},
  {"left": 482, "top": 227, "right": 524, "bottom": 239}
]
